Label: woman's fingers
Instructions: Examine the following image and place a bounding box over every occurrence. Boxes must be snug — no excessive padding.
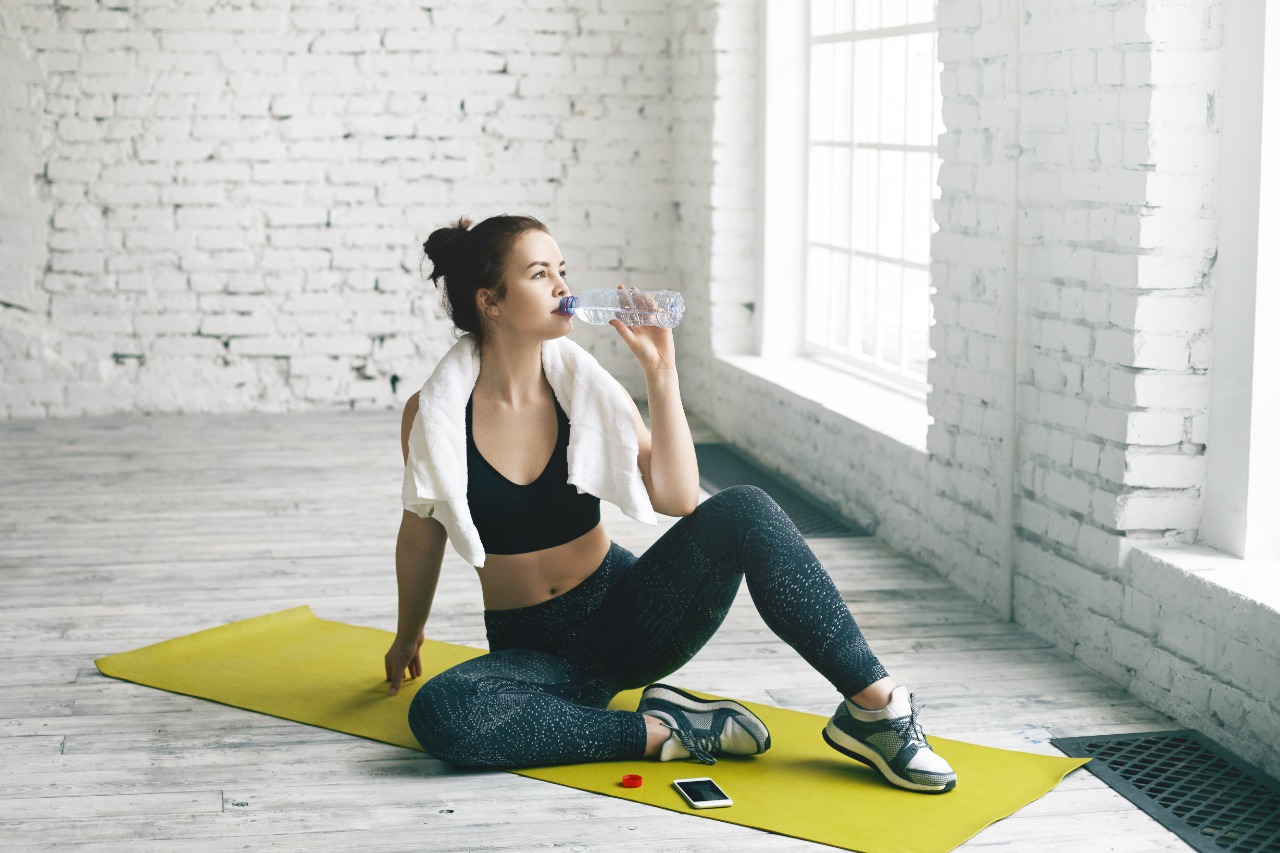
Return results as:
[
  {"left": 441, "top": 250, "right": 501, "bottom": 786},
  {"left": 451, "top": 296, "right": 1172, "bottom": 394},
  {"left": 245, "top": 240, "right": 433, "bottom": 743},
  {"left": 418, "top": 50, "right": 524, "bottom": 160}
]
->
[
  {"left": 385, "top": 648, "right": 403, "bottom": 694},
  {"left": 609, "top": 318, "right": 637, "bottom": 345},
  {"left": 614, "top": 284, "right": 656, "bottom": 315}
]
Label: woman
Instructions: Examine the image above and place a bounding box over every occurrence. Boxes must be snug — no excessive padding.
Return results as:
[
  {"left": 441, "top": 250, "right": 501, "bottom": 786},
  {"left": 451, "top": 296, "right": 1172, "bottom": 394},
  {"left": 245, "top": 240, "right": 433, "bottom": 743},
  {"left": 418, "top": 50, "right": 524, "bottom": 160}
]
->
[{"left": 385, "top": 214, "right": 956, "bottom": 794}]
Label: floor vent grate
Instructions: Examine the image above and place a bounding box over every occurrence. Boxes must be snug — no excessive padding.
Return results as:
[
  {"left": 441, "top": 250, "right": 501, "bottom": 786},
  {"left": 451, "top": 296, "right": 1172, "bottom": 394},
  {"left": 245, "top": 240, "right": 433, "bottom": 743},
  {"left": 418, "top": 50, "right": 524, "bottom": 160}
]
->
[
  {"left": 1052, "top": 730, "right": 1280, "bottom": 852},
  {"left": 693, "top": 443, "right": 869, "bottom": 538}
]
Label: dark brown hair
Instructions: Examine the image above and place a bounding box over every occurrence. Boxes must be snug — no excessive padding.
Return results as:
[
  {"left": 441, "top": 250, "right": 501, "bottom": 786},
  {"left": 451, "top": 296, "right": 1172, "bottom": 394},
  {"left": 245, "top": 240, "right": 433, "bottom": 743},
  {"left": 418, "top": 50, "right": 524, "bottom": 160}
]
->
[{"left": 422, "top": 214, "right": 548, "bottom": 347}]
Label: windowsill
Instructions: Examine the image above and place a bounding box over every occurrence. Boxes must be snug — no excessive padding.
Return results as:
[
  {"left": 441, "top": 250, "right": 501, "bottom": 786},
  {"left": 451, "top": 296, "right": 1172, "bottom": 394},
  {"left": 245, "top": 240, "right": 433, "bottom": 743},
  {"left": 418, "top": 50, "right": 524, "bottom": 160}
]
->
[
  {"left": 1132, "top": 543, "right": 1280, "bottom": 617},
  {"left": 717, "top": 354, "right": 931, "bottom": 452}
]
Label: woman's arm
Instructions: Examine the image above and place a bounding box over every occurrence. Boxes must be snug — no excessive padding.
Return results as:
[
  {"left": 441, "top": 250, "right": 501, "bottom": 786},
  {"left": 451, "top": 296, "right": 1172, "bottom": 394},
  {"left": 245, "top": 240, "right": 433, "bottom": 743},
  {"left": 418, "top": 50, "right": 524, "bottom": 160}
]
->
[
  {"left": 608, "top": 304, "right": 701, "bottom": 517},
  {"left": 626, "top": 367, "right": 700, "bottom": 517},
  {"left": 386, "top": 512, "right": 446, "bottom": 695},
  {"left": 386, "top": 392, "right": 446, "bottom": 695}
]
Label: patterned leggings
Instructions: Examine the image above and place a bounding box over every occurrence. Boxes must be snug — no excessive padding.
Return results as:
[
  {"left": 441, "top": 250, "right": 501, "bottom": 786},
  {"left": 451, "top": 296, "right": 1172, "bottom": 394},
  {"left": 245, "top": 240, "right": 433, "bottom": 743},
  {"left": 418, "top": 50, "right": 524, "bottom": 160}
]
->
[{"left": 407, "top": 485, "right": 888, "bottom": 768}]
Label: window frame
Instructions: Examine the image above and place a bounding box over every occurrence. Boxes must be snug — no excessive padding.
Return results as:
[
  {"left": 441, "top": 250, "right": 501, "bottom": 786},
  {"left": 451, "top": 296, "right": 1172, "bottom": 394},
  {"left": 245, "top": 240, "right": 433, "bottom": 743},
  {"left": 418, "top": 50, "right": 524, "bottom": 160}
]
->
[{"left": 797, "top": 5, "right": 943, "bottom": 400}]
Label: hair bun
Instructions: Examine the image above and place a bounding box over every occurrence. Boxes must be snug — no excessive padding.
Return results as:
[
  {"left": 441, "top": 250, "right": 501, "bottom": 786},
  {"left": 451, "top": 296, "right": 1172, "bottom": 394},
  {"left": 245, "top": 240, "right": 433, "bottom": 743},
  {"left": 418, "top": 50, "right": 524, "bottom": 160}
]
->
[{"left": 423, "top": 216, "right": 474, "bottom": 279}]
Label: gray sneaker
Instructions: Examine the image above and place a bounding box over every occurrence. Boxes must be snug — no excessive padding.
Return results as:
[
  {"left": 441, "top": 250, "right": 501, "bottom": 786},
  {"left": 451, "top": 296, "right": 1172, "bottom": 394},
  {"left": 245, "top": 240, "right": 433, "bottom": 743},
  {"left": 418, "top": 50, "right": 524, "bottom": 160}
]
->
[
  {"left": 822, "top": 686, "right": 957, "bottom": 793},
  {"left": 638, "top": 683, "right": 771, "bottom": 765}
]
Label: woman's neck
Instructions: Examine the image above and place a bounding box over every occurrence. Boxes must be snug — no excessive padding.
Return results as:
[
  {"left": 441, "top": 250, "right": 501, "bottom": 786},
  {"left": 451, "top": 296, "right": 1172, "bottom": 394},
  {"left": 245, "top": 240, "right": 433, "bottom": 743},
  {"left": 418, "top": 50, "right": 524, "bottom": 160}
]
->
[{"left": 474, "top": 334, "right": 549, "bottom": 407}]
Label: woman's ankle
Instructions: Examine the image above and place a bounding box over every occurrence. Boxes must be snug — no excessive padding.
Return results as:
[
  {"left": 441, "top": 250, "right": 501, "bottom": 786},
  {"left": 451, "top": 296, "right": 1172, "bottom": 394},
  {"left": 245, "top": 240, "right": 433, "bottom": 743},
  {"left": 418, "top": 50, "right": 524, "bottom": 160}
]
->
[
  {"left": 848, "top": 677, "right": 896, "bottom": 711},
  {"left": 641, "top": 712, "right": 670, "bottom": 758}
]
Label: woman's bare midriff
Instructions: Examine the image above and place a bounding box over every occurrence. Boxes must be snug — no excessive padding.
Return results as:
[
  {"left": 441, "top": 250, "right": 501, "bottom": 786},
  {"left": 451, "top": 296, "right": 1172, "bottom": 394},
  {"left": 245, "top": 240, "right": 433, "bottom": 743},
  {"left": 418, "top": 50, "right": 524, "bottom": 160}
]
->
[{"left": 477, "top": 520, "right": 612, "bottom": 611}]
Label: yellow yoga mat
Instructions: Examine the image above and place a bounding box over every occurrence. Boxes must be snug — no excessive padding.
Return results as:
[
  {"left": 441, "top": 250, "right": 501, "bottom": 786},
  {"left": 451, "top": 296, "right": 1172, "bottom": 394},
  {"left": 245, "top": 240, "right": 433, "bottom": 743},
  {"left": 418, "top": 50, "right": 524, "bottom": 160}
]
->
[{"left": 95, "top": 606, "right": 1087, "bottom": 853}]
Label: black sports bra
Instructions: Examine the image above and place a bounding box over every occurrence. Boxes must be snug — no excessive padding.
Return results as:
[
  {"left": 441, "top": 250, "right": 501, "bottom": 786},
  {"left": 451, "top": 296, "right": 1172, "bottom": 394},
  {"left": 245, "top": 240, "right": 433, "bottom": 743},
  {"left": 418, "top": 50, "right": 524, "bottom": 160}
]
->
[{"left": 465, "top": 392, "right": 601, "bottom": 556}]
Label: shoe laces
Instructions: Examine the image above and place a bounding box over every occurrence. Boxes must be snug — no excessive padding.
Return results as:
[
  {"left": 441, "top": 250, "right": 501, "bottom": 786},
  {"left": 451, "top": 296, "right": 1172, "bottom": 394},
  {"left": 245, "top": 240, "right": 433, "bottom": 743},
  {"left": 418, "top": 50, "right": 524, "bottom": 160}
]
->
[
  {"left": 674, "top": 726, "right": 720, "bottom": 765},
  {"left": 888, "top": 693, "right": 930, "bottom": 749}
]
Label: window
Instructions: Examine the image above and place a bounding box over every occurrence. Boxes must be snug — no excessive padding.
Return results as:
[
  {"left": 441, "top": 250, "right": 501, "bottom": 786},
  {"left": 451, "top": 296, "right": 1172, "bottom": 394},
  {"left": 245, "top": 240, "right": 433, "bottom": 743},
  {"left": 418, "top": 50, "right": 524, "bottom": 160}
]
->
[{"left": 804, "top": 0, "right": 943, "bottom": 395}]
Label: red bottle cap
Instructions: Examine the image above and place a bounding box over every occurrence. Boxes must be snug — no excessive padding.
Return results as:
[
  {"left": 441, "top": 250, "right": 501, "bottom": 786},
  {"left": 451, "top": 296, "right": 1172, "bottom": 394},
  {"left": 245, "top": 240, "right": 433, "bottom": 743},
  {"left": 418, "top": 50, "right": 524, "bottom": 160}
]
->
[{"left": 621, "top": 774, "right": 643, "bottom": 788}]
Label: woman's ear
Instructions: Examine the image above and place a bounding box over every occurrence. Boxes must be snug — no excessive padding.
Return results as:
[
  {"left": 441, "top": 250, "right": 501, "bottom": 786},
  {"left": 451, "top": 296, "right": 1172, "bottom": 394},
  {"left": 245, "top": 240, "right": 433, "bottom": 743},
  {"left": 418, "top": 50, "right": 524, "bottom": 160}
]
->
[{"left": 476, "top": 288, "right": 500, "bottom": 318}]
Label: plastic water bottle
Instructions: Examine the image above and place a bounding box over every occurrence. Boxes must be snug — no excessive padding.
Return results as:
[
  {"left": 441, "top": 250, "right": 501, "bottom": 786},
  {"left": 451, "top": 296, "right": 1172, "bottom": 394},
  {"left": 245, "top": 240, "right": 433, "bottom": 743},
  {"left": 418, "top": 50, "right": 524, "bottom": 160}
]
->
[{"left": 554, "top": 287, "right": 686, "bottom": 328}]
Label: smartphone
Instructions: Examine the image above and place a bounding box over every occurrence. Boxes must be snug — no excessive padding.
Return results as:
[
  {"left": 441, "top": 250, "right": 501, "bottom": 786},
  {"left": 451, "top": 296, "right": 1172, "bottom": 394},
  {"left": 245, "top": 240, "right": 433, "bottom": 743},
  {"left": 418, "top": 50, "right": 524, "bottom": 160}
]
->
[{"left": 672, "top": 777, "right": 733, "bottom": 809}]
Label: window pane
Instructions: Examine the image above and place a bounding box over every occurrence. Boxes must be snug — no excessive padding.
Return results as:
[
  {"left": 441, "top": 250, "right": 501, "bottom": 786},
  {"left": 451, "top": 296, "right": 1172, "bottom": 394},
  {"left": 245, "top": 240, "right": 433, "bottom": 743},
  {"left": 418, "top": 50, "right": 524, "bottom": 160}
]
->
[
  {"left": 810, "top": 43, "right": 834, "bottom": 141},
  {"left": 903, "top": 268, "right": 930, "bottom": 376},
  {"left": 879, "top": 149, "right": 904, "bottom": 259},
  {"left": 905, "top": 33, "right": 937, "bottom": 146},
  {"left": 879, "top": 36, "right": 906, "bottom": 147},
  {"left": 880, "top": 0, "right": 906, "bottom": 29},
  {"left": 852, "top": 146, "right": 877, "bottom": 254},
  {"left": 907, "top": 0, "right": 934, "bottom": 25},
  {"left": 835, "top": 0, "right": 854, "bottom": 33},
  {"left": 807, "top": 246, "right": 832, "bottom": 346},
  {"left": 849, "top": 255, "right": 868, "bottom": 355},
  {"left": 853, "top": 40, "right": 880, "bottom": 143},
  {"left": 902, "top": 151, "right": 932, "bottom": 265},
  {"left": 861, "top": 258, "right": 878, "bottom": 359},
  {"left": 811, "top": 0, "right": 835, "bottom": 36},
  {"left": 830, "top": 250, "right": 851, "bottom": 351},
  {"left": 854, "top": 0, "right": 879, "bottom": 31},
  {"left": 877, "top": 262, "right": 902, "bottom": 365},
  {"left": 833, "top": 41, "right": 853, "bottom": 142},
  {"left": 831, "top": 146, "right": 852, "bottom": 249},
  {"left": 809, "top": 145, "right": 833, "bottom": 246}
]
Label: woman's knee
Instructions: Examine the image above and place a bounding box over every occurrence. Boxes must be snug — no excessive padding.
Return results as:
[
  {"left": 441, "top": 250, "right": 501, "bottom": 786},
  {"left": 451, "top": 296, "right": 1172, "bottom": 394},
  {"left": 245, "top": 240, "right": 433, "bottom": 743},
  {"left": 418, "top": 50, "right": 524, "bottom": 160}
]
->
[
  {"left": 407, "top": 673, "right": 474, "bottom": 764},
  {"left": 675, "top": 485, "right": 786, "bottom": 563},
  {"left": 700, "top": 484, "right": 781, "bottom": 522}
]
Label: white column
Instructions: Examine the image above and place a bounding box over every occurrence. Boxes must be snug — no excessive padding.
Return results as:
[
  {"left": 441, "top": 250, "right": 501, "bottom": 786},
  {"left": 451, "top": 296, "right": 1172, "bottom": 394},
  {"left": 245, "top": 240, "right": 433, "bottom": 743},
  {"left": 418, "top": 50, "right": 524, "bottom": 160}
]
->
[
  {"left": 757, "top": 0, "right": 808, "bottom": 359},
  {"left": 1202, "top": 0, "right": 1278, "bottom": 558}
]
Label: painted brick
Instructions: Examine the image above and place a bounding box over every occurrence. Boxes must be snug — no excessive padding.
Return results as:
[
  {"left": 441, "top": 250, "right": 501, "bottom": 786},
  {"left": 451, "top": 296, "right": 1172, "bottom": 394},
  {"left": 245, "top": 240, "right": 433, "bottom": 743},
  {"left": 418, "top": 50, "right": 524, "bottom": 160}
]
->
[
  {"left": 1095, "top": 489, "right": 1201, "bottom": 531},
  {"left": 1090, "top": 438, "right": 1121, "bottom": 484},
  {"left": 199, "top": 313, "right": 276, "bottom": 337},
  {"left": 1119, "top": 451, "right": 1207, "bottom": 488},
  {"left": 229, "top": 336, "right": 299, "bottom": 357},
  {"left": 1161, "top": 610, "right": 1219, "bottom": 664},
  {"left": 1123, "top": 587, "right": 1161, "bottom": 636},
  {"left": 1071, "top": 438, "right": 1102, "bottom": 474},
  {"left": 1081, "top": 524, "right": 1134, "bottom": 579},
  {"left": 1109, "top": 369, "right": 1210, "bottom": 409},
  {"left": 1044, "top": 469, "right": 1093, "bottom": 515},
  {"left": 1216, "top": 636, "right": 1280, "bottom": 704},
  {"left": 1016, "top": 540, "right": 1124, "bottom": 621},
  {"left": 1093, "top": 328, "right": 1190, "bottom": 370}
]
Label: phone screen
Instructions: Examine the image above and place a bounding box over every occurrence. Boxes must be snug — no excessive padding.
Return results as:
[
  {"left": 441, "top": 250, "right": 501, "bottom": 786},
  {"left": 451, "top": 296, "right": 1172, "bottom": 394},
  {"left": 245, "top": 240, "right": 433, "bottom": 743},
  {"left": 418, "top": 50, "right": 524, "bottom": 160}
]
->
[{"left": 676, "top": 778, "right": 728, "bottom": 803}]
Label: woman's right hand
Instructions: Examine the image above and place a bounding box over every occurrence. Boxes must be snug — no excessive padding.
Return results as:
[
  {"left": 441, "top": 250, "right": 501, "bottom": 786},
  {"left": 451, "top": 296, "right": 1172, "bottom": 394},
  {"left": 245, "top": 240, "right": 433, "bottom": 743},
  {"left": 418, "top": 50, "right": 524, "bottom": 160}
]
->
[{"left": 384, "top": 630, "right": 425, "bottom": 696}]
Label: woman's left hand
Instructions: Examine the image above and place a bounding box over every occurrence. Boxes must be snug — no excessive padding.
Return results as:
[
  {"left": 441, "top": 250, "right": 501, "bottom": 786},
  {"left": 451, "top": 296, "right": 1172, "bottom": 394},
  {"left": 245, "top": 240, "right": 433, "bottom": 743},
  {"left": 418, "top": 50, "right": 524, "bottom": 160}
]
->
[{"left": 608, "top": 285, "right": 677, "bottom": 375}]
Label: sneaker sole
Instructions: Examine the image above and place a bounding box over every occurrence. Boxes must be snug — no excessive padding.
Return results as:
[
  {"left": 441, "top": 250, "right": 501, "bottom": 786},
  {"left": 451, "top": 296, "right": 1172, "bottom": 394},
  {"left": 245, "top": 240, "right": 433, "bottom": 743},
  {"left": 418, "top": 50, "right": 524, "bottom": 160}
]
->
[
  {"left": 822, "top": 724, "right": 956, "bottom": 794},
  {"left": 641, "top": 684, "right": 760, "bottom": 718},
  {"left": 640, "top": 684, "right": 771, "bottom": 751}
]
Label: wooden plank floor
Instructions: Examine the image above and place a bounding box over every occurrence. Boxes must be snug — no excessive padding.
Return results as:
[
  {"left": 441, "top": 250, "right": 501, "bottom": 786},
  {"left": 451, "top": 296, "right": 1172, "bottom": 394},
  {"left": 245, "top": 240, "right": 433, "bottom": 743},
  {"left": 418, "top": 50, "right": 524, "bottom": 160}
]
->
[{"left": 0, "top": 406, "right": 1191, "bottom": 851}]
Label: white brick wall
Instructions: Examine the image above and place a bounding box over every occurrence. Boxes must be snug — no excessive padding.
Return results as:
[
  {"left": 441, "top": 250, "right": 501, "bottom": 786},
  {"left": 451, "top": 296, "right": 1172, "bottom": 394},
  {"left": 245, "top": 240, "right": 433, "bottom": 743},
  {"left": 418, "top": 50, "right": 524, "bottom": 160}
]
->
[
  {"left": 1, "top": 8, "right": 53, "bottom": 417},
  {"left": 676, "top": 0, "right": 1277, "bottom": 779},
  {"left": 667, "top": 1, "right": 715, "bottom": 412},
  {"left": 668, "top": 0, "right": 757, "bottom": 416},
  {"left": 1, "top": 0, "right": 674, "bottom": 417}
]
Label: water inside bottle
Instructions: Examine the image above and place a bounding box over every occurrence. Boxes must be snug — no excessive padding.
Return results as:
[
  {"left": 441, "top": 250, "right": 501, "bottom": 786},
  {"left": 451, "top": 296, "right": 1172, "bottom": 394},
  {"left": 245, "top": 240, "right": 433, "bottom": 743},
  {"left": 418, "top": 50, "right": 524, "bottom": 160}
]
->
[{"left": 575, "top": 305, "right": 675, "bottom": 326}]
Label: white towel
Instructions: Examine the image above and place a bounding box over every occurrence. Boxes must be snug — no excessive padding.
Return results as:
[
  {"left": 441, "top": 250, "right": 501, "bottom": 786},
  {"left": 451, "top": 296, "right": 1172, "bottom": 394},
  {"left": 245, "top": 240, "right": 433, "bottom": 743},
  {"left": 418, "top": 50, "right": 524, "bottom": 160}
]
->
[{"left": 401, "top": 333, "right": 657, "bottom": 567}]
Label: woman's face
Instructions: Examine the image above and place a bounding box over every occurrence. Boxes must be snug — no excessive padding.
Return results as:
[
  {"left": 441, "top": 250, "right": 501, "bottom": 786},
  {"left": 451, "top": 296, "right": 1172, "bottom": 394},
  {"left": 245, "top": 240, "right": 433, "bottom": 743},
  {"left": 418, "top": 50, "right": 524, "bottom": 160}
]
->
[{"left": 479, "top": 229, "right": 573, "bottom": 340}]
